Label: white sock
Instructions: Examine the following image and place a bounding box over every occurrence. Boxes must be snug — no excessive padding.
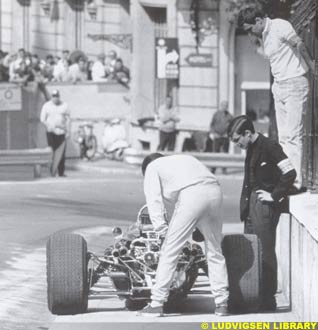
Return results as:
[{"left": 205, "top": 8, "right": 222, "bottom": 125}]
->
[{"left": 150, "top": 301, "right": 163, "bottom": 308}]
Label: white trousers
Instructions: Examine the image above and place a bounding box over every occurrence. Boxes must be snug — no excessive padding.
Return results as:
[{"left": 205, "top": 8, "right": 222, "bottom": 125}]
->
[
  {"left": 272, "top": 75, "right": 309, "bottom": 188},
  {"left": 151, "top": 183, "right": 229, "bottom": 306}
]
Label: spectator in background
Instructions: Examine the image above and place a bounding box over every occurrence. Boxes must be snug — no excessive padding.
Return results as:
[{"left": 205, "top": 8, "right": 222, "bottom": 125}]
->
[
  {"left": 41, "top": 54, "right": 55, "bottom": 82},
  {"left": 87, "top": 60, "right": 94, "bottom": 81},
  {"left": 109, "top": 58, "right": 130, "bottom": 87},
  {"left": 54, "top": 50, "right": 70, "bottom": 78},
  {"left": 0, "top": 51, "right": 9, "bottom": 81},
  {"left": 9, "top": 48, "right": 25, "bottom": 81},
  {"left": 53, "top": 59, "right": 71, "bottom": 82},
  {"left": 209, "top": 101, "right": 233, "bottom": 174},
  {"left": 69, "top": 57, "right": 87, "bottom": 83},
  {"left": 157, "top": 95, "right": 180, "bottom": 151},
  {"left": 40, "top": 89, "right": 70, "bottom": 177},
  {"left": 10, "top": 60, "right": 33, "bottom": 85},
  {"left": 91, "top": 53, "right": 107, "bottom": 82},
  {"left": 24, "top": 52, "right": 32, "bottom": 67},
  {"left": 105, "top": 50, "right": 117, "bottom": 76}
]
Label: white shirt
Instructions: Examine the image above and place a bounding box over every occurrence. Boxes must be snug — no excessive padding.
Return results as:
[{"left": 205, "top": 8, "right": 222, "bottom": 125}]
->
[
  {"left": 144, "top": 155, "right": 218, "bottom": 235},
  {"left": 262, "top": 18, "right": 308, "bottom": 82},
  {"left": 69, "top": 63, "right": 87, "bottom": 82},
  {"left": 40, "top": 100, "right": 70, "bottom": 135},
  {"left": 92, "top": 61, "right": 107, "bottom": 82},
  {"left": 158, "top": 105, "right": 179, "bottom": 133}
]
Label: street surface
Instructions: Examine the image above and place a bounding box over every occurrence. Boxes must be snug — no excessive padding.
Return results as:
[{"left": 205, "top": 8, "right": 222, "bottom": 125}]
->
[{"left": 0, "top": 161, "right": 296, "bottom": 330}]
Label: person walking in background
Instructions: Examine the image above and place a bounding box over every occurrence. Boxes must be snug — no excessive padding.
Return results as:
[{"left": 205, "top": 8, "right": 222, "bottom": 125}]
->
[
  {"left": 238, "top": 7, "right": 314, "bottom": 192},
  {"left": 227, "top": 115, "right": 296, "bottom": 311},
  {"left": 209, "top": 100, "right": 233, "bottom": 174},
  {"left": 157, "top": 95, "right": 180, "bottom": 151},
  {"left": 40, "top": 89, "right": 70, "bottom": 177},
  {"left": 139, "top": 153, "right": 229, "bottom": 317}
]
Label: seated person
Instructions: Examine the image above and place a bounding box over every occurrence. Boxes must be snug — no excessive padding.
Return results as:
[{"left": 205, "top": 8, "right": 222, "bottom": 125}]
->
[
  {"left": 69, "top": 57, "right": 88, "bottom": 83},
  {"left": 108, "top": 58, "right": 130, "bottom": 86}
]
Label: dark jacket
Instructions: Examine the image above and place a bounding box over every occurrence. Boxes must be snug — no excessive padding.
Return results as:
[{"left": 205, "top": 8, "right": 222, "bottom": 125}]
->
[{"left": 240, "top": 134, "right": 296, "bottom": 222}]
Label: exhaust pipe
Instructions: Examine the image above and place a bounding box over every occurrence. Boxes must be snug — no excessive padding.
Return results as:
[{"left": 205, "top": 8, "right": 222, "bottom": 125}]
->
[{"left": 112, "top": 249, "right": 120, "bottom": 258}]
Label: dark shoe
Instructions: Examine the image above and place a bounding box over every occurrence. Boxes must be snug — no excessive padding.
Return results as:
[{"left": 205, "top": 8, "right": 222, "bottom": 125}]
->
[
  {"left": 59, "top": 174, "right": 67, "bottom": 177},
  {"left": 287, "top": 186, "right": 307, "bottom": 196},
  {"left": 137, "top": 304, "right": 164, "bottom": 317},
  {"left": 260, "top": 297, "right": 277, "bottom": 312},
  {"left": 215, "top": 304, "right": 230, "bottom": 316}
]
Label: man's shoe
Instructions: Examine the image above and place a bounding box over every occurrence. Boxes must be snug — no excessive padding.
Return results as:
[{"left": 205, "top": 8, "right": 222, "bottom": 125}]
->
[
  {"left": 215, "top": 304, "right": 230, "bottom": 316},
  {"left": 137, "top": 304, "right": 164, "bottom": 317}
]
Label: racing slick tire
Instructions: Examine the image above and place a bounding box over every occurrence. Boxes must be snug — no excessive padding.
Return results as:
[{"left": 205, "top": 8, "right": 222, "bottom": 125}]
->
[
  {"left": 125, "top": 298, "right": 148, "bottom": 311},
  {"left": 47, "top": 233, "right": 89, "bottom": 315},
  {"left": 222, "top": 234, "right": 262, "bottom": 313}
]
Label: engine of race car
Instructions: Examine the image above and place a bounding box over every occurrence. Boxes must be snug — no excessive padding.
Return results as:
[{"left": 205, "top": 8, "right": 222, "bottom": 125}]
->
[{"left": 93, "top": 205, "right": 204, "bottom": 296}]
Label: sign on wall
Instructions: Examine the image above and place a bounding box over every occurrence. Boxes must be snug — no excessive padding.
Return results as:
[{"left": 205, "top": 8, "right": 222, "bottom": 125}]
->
[
  {"left": 155, "top": 38, "right": 179, "bottom": 80},
  {"left": 0, "top": 84, "right": 22, "bottom": 111},
  {"left": 185, "top": 53, "right": 213, "bottom": 67}
]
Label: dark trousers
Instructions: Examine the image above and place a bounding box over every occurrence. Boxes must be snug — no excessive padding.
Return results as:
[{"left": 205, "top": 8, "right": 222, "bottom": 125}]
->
[
  {"left": 213, "top": 137, "right": 230, "bottom": 153},
  {"left": 212, "top": 137, "right": 230, "bottom": 173},
  {"left": 157, "top": 131, "right": 176, "bottom": 151},
  {"left": 46, "top": 132, "right": 66, "bottom": 176},
  {"left": 245, "top": 191, "right": 280, "bottom": 304}
]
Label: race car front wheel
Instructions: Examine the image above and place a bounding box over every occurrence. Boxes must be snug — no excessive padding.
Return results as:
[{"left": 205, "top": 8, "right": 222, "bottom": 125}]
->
[{"left": 47, "top": 233, "right": 89, "bottom": 315}]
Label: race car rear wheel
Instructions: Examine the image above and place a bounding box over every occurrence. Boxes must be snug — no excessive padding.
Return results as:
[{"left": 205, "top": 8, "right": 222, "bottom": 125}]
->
[
  {"left": 222, "top": 233, "right": 262, "bottom": 313},
  {"left": 47, "top": 233, "right": 89, "bottom": 315}
]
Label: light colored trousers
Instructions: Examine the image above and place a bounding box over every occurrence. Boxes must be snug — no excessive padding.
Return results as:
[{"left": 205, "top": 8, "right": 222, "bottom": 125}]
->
[
  {"left": 272, "top": 74, "right": 309, "bottom": 188},
  {"left": 151, "top": 182, "right": 229, "bottom": 306}
]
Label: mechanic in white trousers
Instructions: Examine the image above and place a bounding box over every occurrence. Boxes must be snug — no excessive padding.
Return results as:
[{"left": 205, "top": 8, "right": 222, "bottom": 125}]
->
[{"left": 140, "top": 153, "right": 229, "bottom": 316}]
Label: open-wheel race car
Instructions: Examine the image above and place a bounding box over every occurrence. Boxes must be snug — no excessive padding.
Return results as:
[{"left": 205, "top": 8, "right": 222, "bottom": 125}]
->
[{"left": 46, "top": 205, "right": 262, "bottom": 315}]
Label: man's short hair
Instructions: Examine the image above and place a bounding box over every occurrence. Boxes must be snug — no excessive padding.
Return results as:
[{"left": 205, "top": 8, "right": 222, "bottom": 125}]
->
[
  {"left": 141, "top": 153, "right": 164, "bottom": 176},
  {"left": 237, "top": 7, "right": 266, "bottom": 27},
  {"left": 51, "top": 89, "right": 60, "bottom": 97},
  {"left": 227, "top": 115, "right": 255, "bottom": 138}
]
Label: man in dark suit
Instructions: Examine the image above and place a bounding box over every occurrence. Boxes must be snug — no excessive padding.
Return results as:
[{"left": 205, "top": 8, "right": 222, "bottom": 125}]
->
[{"left": 227, "top": 115, "right": 296, "bottom": 311}]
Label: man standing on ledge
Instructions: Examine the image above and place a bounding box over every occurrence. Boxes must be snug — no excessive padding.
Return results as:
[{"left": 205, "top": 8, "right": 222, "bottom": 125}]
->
[
  {"left": 237, "top": 7, "right": 314, "bottom": 192},
  {"left": 228, "top": 115, "right": 296, "bottom": 311},
  {"left": 40, "top": 89, "right": 70, "bottom": 177},
  {"left": 139, "top": 153, "right": 229, "bottom": 317}
]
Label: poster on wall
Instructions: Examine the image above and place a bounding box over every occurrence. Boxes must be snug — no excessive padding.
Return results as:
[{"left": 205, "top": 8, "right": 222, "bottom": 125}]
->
[
  {"left": 155, "top": 37, "right": 179, "bottom": 80},
  {"left": 0, "top": 84, "right": 22, "bottom": 111}
]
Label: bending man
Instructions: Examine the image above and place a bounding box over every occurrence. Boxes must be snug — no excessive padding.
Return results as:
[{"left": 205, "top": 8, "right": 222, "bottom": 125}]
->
[{"left": 140, "top": 153, "right": 229, "bottom": 316}]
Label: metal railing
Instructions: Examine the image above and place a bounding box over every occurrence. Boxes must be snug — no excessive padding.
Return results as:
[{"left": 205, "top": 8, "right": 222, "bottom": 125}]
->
[{"left": 290, "top": 0, "right": 318, "bottom": 192}]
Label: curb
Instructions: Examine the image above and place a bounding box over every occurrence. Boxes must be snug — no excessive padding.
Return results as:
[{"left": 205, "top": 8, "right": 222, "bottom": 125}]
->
[{"left": 66, "top": 162, "right": 141, "bottom": 175}]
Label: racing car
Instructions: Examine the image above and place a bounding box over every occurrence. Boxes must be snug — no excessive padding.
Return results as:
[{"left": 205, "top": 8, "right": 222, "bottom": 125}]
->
[{"left": 46, "top": 205, "right": 262, "bottom": 315}]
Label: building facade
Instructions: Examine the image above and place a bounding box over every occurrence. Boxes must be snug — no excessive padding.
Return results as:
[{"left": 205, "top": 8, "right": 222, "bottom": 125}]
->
[{"left": 0, "top": 0, "right": 270, "bottom": 147}]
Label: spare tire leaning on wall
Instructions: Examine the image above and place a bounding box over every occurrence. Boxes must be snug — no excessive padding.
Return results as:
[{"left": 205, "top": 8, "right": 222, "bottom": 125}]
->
[
  {"left": 222, "top": 234, "right": 262, "bottom": 313},
  {"left": 47, "top": 233, "right": 89, "bottom": 315}
]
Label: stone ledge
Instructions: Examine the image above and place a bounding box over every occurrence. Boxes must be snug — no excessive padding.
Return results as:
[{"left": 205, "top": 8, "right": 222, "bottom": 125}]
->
[{"left": 289, "top": 192, "right": 318, "bottom": 242}]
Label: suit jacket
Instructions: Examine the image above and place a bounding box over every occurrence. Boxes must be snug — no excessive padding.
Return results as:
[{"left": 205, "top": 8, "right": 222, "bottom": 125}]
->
[{"left": 240, "top": 134, "right": 296, "bottom": 222}]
